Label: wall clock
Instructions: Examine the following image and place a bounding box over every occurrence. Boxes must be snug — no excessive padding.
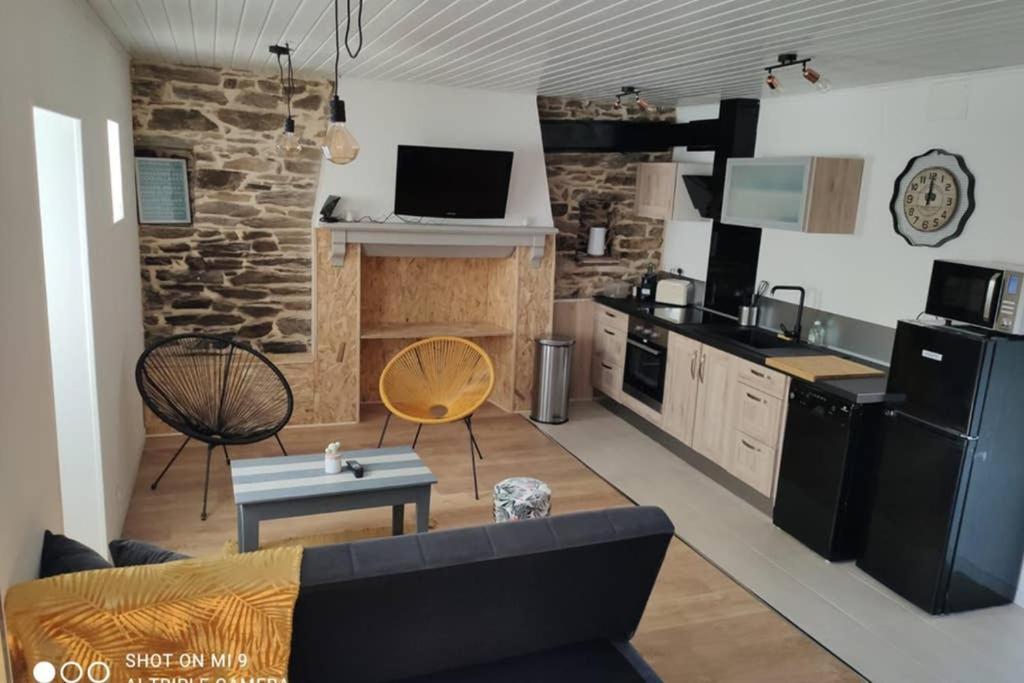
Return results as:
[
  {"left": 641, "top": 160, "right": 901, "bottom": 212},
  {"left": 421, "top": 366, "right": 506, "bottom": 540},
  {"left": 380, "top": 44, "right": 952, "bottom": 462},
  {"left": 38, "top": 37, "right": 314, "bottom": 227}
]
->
[{"left": 890, "top": 148, "right": 975, "bottom": 247}]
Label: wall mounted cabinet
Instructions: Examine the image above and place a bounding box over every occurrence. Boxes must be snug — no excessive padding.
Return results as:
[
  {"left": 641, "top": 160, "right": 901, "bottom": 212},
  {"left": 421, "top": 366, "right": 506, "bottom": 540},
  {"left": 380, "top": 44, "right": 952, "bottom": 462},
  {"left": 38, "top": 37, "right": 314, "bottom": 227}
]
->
[
  {"left": 721, "top": 156, "right": 863, "bottom": 234},
  {"left": 635, "top": 162, "right": 714, "bottom": 221}
]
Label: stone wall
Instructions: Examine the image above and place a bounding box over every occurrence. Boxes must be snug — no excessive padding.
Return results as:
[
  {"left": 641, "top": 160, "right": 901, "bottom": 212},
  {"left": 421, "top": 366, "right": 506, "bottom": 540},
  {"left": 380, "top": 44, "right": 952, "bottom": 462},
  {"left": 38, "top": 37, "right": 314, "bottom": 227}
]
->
[
  {"left": 537, "top": 96, "right": 676, "bottom": 299},
  {"left": 132, "top": 63, "right": 331, "bottom": 354}
]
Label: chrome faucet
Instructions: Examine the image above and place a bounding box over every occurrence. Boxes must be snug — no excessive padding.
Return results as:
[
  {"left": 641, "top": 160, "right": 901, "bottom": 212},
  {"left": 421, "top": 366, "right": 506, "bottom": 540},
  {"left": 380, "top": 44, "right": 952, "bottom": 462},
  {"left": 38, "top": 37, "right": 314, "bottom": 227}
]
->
[{"left": 771, "top": 285, "right": 806, "bottom": 341}]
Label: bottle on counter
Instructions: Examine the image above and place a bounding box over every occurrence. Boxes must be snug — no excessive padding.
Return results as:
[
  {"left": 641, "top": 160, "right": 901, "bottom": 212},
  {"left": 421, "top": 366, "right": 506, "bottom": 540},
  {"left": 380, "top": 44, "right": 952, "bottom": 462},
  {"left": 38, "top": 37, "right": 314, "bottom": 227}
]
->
[{"left": 807, "top": 320, "right": 826, "bottom": 346}]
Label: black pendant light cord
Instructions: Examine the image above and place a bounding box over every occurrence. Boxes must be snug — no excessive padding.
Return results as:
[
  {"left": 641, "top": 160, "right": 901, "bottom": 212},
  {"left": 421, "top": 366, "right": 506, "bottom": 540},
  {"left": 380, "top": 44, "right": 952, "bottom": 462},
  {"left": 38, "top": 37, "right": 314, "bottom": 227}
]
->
[
  {"left": 275, "top": 44, "right": 295, "bottom": 119},
  {"left": 332, "top": 0, "right": 363, "bottom": 99}
]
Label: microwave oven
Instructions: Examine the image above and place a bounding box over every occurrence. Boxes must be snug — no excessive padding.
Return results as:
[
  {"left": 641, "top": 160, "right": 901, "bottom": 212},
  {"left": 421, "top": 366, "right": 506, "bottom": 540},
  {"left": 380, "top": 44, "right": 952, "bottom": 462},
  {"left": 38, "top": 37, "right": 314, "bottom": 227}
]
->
[{"left": 926, "top": 259, "right": 1024, "bottom": 334}]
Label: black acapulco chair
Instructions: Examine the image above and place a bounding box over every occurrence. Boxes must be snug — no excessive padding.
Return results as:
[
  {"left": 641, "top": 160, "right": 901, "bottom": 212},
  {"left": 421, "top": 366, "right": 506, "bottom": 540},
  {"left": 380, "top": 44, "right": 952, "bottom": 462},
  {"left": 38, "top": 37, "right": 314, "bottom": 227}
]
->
[{"left": 135, "top": 334, "right": 294, "bottom": 520}]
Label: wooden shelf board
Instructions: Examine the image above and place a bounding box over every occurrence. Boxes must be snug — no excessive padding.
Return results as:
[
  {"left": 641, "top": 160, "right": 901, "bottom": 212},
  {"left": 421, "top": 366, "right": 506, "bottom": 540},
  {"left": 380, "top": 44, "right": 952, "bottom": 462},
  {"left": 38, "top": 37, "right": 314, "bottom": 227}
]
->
[{"left": 361, "top": 321, "right": 514, "bottom": 340}]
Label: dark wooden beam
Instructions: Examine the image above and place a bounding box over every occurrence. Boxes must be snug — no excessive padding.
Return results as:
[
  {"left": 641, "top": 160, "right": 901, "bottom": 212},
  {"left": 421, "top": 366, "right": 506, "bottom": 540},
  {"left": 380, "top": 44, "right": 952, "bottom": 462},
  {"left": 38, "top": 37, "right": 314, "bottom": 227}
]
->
[{"left": 540, "top": 118, "right": 718, "bottom": 153}]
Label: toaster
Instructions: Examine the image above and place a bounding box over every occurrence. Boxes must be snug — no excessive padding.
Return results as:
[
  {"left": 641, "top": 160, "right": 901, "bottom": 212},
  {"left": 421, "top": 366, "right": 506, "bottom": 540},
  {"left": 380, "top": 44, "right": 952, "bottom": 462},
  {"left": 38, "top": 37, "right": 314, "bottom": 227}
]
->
[{"left": 655, "top": 279, "right": 692, "bottom": 306}]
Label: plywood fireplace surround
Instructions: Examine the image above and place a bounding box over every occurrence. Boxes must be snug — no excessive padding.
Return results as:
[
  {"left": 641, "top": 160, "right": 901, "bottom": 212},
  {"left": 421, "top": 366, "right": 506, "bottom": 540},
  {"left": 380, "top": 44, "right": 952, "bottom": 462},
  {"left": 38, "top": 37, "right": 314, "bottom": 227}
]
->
[{"left": 144, "top": 227, "right": 556, "bottom": 434}]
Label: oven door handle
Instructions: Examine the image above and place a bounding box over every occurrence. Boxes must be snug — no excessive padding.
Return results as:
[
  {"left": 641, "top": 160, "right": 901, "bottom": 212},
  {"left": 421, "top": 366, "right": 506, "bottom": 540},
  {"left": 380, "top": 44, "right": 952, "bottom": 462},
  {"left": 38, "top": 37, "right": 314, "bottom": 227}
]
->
[
  {"left": 983, "top": 273, "right": 1000, "bottom": 322},
  {"left": 626, "top": 338, "right": 663, "bottom": 356}
]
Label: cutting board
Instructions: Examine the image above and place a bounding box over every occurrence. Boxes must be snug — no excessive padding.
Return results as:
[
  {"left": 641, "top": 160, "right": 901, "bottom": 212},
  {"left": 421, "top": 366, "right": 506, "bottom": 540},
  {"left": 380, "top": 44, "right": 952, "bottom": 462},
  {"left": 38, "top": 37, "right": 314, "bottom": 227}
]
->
[{"left": 765, "top": 355, "right": 884, "bottom": 382}]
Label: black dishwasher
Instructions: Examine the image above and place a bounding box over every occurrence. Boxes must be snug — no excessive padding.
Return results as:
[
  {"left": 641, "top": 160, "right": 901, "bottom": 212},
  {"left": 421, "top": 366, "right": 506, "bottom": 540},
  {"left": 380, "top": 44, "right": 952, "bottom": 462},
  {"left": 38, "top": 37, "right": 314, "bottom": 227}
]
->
[{"left": 772, "top": 382, "right": 881, "bottom": 561}]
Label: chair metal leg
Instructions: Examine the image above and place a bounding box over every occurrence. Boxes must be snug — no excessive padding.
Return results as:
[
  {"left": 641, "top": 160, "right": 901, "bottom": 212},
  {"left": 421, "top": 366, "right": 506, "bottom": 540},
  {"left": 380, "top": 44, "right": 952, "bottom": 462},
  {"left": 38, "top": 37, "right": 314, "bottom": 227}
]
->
[
  {"left": 412, "top": 424, "right": 422, "bottom": 449},
  {"left": 274, "top": 432, "right": 288, "bottom": 456},
  {"left": 151, "top": 436, "right": 191, "bottom": 490},
  {"left": 201, "top": 444, "right": 214, "bottom": 521},
  {"left": 222, "top": 445, "right": 230, "bottom": 466},
  {"left": 465, "top": 418, "right": 480, "bottom": 500},
  {"left": 467, "top": 415, "right": 484, "bottom": 460},
  {"left": 377, "top": 412, "right": 392, "bottom": 448}
]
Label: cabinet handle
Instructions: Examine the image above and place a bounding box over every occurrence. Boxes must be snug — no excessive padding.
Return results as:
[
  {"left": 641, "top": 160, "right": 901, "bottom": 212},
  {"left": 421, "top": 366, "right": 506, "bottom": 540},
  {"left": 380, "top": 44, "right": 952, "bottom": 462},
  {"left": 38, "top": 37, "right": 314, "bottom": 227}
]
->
[
  {"left": 604, "top": 328, "right": 615, "bottom": 336},
  {"left": 604, "top": 311, "right": 616, "bottom": 318},
  {"left": 746, "top": 392, "right": 762, "bottom": 403},
  {"left": 602, "top": 362, "right": 613, "bottom": 370},
  {"left": 749, "top": 369, "right": 765, "bottom": 378},
  {"left": 741, "top": 439, "right": 757, "bottom": 450},
  {"left": 689, "top": 350, "right": 698, "bottom": 378},
  {"left": 698, "top": 353, "right": 706, "bottom": 382}
]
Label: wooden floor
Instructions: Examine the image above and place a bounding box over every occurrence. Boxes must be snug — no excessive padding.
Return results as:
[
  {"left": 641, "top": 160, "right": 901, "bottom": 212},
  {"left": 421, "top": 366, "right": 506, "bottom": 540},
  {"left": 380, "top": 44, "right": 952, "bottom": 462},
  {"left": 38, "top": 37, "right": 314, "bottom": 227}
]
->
[{"left": 125, "top": 404, "right": 861, "bottom": 682}]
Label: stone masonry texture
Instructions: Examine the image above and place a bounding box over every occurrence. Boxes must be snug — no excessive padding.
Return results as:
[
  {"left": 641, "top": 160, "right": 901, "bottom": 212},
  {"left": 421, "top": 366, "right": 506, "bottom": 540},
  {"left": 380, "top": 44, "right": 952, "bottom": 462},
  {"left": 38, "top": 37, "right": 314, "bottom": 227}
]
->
[
  {"left": 537, "top": 96, "right": 675, "bottom": 300},
  {"left": 132, "top": 62, "right": 331, "bottom": 354}
]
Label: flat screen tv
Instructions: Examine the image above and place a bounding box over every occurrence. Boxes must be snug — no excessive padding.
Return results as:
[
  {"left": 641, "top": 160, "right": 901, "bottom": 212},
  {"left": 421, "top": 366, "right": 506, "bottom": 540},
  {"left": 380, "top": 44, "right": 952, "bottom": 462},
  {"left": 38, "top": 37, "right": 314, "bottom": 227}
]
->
[{"left": 394, "top": 145, "right": 514, "bottom": 219}]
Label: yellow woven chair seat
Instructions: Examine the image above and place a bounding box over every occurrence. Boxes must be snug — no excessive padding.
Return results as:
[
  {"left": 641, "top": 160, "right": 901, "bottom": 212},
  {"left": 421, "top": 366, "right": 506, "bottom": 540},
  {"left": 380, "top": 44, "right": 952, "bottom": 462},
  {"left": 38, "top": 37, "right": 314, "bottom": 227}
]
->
[{"left": 380, "top": 336, "right": 495, "bottom": 425}]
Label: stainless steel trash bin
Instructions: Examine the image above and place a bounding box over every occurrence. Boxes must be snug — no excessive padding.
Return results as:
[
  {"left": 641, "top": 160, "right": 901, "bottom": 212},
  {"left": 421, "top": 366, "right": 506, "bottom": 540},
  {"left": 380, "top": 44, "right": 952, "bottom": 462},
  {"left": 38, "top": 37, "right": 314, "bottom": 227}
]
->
[{"left": 530, "top": 336, "right": 575, "bottom": 424}]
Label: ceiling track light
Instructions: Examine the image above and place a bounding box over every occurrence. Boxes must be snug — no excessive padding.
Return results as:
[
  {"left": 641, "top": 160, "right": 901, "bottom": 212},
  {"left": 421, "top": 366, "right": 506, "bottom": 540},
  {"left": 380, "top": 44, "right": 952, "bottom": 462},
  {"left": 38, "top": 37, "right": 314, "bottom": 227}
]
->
[
  {"left": 762, "top": 53, "right": 831, "bottom": 94},
  {"left": 613, "top": 86, "right": 650, "bottom": 111},
  {"left": 269, "top": 43, "right": 301, "bottom": 156}
]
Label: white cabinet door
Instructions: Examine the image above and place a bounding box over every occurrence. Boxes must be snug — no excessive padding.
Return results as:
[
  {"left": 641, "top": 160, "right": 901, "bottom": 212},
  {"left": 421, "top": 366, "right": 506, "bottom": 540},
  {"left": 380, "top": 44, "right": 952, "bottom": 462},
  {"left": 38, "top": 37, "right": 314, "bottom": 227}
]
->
[
  {"left": 661, "top": 333, "right": 702, "bottom": 446},
  {"left": 721, "top": 157, "right": 812, "bottom": 231}
]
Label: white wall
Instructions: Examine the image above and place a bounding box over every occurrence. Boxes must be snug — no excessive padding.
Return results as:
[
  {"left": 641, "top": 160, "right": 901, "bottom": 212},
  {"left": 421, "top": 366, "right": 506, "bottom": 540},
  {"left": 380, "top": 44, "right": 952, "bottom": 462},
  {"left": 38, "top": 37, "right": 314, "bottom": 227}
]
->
[
  {"left": 0, "top": 0, "right": 144, "bottom": 593},
  {"left": 663, "top": 67, "right": 1024, "bottom": 327},
  {"left": 313, "top": 78, "right": 553, "bottom": 227}
]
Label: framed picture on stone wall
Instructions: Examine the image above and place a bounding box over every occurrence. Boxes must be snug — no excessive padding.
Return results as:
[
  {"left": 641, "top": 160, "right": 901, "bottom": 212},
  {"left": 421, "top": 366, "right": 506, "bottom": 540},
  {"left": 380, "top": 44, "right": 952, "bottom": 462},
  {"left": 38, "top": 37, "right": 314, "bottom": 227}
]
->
[{"left": 134, "top": 156, "right": 192, "bottom": 225}]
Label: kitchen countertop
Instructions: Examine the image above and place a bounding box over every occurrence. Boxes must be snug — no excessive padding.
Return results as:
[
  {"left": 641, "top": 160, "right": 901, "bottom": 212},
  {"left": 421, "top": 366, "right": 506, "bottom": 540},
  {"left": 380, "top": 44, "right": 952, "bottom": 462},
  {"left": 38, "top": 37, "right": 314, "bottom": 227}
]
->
[{"left": 593, "top": 295, "right": 891, "bottom": 404}]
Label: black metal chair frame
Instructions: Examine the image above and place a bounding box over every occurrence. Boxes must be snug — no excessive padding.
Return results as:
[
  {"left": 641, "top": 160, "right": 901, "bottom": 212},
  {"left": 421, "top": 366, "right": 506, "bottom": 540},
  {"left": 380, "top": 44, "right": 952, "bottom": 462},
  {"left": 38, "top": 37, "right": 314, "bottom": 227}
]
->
[
  {"left": 135, "top": 333, "right": 295, "bottom": 520},
  {"left": 377, "top": 413, "right": 485, "bottom": 499}
]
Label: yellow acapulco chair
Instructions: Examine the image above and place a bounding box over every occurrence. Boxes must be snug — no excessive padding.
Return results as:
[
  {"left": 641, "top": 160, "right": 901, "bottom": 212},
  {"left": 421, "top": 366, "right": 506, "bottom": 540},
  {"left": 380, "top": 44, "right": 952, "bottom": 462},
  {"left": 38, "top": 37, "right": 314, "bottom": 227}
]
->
[{"left": 377, "top": 336, "right": 495, "bottom": 500}]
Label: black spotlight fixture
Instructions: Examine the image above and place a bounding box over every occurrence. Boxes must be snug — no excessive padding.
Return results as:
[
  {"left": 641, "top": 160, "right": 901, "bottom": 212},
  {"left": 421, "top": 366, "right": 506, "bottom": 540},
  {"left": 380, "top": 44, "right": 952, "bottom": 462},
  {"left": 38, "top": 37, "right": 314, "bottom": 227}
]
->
[
  {"left": 613, "top": 86, "right": 650, "bottom": 110},
  {"left": 763, "top": 53, "right": 831, "bottom": 93},
  {"left": 269, "top": 43, "right": 301, "bottom": 155}
]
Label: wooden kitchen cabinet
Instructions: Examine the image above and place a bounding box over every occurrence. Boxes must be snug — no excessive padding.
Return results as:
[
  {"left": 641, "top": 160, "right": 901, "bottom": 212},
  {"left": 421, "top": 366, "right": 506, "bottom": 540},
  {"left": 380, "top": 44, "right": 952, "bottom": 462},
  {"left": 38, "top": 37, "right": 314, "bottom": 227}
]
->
[
  {"left": 591, "top": 304, "right": 627, "bottom": 401},
  {"left": 661, "top": 332, "right": 703, "bottom": 445},
  {"left": 691, "top": 345, "right": 736, "bottom": 467},
  {"left": 721, "top": 156, "right": 864, "bottom": 234},
  {"left": 635, "top": 162, "right": 713, "bottom": 221},
  {"left": 729, "top": 433, "right": 777, "bottom": 496}
]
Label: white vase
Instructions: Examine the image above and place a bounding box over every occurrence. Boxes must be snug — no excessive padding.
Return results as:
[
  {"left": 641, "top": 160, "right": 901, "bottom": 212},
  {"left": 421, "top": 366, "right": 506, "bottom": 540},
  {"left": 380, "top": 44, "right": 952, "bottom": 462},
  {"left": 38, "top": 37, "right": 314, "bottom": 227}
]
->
[{"left": 587, "top": 227, "right": 607, "bottom": 256}]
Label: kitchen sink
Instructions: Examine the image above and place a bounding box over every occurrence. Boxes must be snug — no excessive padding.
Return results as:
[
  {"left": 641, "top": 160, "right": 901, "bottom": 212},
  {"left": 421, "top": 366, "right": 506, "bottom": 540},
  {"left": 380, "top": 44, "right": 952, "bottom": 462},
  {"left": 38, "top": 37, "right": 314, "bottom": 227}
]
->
[{"left": 706, "top": 326, "right": 807, "bottom": 351}]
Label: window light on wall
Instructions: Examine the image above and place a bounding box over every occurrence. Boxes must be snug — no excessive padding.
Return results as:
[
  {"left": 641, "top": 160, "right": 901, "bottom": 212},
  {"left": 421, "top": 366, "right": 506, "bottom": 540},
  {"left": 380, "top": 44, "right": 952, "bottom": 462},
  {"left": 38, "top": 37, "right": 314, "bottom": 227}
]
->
[{"left": 107, "top": 120, "right": 124, "bottom": 223}]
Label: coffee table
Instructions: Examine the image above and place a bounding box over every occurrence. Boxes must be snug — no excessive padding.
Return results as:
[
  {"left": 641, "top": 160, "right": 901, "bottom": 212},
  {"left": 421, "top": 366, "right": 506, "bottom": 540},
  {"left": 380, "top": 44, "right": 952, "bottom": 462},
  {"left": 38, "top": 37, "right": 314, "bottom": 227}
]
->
[{"left": 230, "top": 446, "right": 437, "bottom": 552}]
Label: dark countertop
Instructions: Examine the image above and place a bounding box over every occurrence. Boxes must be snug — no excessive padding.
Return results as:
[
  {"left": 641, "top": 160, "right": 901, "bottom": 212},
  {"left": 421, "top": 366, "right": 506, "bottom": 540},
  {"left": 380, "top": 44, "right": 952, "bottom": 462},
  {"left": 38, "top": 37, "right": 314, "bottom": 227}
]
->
[{"left": 594, "top": 294, "right": 891, "bottom": 404}]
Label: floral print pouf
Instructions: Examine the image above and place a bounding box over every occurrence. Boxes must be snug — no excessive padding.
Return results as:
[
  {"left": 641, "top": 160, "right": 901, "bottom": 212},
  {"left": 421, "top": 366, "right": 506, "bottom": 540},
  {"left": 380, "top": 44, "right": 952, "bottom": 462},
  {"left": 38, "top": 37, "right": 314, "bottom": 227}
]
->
[{"left": 493, "top": 477, "right": 552, "bottom": 522}]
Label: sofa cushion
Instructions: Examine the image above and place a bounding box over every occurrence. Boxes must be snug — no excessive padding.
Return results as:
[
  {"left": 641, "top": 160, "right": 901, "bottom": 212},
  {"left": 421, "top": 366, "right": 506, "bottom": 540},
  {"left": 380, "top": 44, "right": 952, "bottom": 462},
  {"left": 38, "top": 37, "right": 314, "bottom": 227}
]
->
[
  {"left": 109, "top": 539, "right": 191, "bottom": 566},
  {"left": 39, "top": 530, "right": 112, "bottom": 578},
  {"left": 395, "top": 640, "right": 661, "bottom": 683}
]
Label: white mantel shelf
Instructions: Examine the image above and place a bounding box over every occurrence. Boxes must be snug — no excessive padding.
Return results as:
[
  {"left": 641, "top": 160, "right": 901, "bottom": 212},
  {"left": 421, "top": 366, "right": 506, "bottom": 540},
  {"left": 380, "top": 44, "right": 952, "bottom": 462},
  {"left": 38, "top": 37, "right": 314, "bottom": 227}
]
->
[{"left": 319, "top": 222, "right": 557, "bottom": 267}]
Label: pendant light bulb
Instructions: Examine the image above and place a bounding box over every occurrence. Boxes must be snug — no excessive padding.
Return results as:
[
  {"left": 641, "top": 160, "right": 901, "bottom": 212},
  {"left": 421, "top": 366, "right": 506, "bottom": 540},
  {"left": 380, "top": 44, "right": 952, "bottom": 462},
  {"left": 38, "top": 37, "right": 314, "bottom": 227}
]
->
[
  {"left": 322, "top": 96, "right": 360, "bottom": 165},
  {"left": 277, "top": 117, "right": 303, "bottom": 156}
]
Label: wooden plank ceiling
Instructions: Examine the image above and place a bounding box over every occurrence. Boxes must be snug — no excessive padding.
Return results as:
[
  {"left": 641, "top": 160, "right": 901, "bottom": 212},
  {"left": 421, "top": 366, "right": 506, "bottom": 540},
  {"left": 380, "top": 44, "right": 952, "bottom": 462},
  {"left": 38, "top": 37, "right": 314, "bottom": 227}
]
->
[{"left": 90, "top": 0, "right": 1024, "bottom": 102}]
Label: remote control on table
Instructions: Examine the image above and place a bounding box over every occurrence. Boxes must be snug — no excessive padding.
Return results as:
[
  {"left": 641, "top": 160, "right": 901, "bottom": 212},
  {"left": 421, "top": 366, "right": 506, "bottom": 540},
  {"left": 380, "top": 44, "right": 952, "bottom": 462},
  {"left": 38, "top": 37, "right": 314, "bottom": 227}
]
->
[{"left": 348, "top": 460, "right": 364, "bottom": 478}]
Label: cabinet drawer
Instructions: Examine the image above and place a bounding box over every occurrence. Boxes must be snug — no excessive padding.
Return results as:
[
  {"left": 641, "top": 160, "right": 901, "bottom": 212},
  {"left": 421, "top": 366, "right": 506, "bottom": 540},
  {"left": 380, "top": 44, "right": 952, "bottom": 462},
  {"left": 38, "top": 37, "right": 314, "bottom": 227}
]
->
[
  {"left": 730, "top": 432, "right": 776, "bottom": 496},
  {"left": 736, "top": 385, "right": 783, "bottom": 446},
  {"left": 593, "top": 322, "right": 626, "bottom": 367},
  {"left": 591, "top": 357, "right": 623, "bottom": 400},
  {"left": 594, "top": 304, "right": 629, "bottom": 332},
  {"left": 736, "top": 359, "right": 788, "bottom": 399}
]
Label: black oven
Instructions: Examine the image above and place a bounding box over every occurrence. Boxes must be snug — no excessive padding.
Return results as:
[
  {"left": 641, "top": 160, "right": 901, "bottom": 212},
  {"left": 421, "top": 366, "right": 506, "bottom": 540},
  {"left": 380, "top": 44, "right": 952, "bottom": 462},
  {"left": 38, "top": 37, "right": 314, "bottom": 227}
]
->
[{"left": 622, "top": 316, "right": 668, "bottom": 411}]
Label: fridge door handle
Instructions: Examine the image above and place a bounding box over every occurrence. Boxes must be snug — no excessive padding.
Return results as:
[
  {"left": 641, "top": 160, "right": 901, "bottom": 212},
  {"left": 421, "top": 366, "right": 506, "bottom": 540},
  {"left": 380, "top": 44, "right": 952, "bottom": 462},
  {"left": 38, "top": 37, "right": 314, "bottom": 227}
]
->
[
  {"left": 983, "top": 273, "right": 1000, "bottom": 322},
  {"left": 886, "top": 408, "right": 980, "bottom": 442}
]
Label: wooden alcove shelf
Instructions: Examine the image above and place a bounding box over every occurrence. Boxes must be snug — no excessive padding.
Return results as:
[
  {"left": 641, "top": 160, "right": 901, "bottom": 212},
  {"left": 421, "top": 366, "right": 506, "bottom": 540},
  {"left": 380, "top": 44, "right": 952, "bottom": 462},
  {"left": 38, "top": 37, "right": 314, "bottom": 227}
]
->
[{"left": 360, "top": 321, "right": 514, "bottom": 340}]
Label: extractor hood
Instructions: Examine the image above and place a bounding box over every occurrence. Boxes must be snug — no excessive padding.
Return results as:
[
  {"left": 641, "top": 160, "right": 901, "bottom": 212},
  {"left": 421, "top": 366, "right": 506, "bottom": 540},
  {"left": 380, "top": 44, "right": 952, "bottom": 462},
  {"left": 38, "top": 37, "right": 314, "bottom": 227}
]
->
[{"left": 675, "top": 162, "right": 715, "bottom": 220}]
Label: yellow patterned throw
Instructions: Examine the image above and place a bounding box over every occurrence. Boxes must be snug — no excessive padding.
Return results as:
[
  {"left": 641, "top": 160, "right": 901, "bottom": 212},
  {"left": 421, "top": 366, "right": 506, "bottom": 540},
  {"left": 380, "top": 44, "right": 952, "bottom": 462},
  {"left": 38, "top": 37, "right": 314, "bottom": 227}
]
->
[{"left": 4, "top": 546, "right": 302, "bottom": 683}]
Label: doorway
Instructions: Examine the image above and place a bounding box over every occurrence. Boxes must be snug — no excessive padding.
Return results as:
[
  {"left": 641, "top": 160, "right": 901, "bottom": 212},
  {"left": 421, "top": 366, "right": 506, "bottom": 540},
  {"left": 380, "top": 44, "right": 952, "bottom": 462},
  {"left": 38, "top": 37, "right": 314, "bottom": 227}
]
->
[{"left": 32, "top": 107, "right": 107, "bottom": 552}]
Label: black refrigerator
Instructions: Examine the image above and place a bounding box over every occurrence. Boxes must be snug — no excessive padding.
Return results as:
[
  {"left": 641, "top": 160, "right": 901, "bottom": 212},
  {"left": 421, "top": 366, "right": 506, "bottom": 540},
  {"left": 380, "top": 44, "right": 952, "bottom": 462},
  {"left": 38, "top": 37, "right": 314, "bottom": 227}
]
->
[{"left": 857, "top": 320, "right": 1024, "bottom": 614}]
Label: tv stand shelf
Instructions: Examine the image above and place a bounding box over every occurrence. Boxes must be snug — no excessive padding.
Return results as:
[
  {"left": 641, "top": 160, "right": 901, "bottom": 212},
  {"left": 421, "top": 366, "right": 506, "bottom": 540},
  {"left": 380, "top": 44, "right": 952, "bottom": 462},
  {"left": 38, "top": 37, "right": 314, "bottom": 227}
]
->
[
  {"left": 320, "top": 222, "right": 557, "bottom": 267},
  {"left": 361, "top": 321, "right": 513, "bottom": 340}
]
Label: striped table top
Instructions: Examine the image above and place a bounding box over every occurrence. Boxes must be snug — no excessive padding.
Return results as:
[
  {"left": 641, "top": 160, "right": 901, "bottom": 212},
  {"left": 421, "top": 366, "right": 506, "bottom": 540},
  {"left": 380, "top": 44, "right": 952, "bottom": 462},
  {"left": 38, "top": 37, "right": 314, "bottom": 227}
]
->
[{"left": 230, "top": 446, "right": 437, "bottom": 505}]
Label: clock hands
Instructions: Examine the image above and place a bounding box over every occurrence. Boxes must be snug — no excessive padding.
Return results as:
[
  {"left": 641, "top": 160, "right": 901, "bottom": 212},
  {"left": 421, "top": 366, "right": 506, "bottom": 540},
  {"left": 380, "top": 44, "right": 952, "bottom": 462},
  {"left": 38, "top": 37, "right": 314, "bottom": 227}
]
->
[{"left": 926, "top": 177, "right": 936, "bottom": 206}]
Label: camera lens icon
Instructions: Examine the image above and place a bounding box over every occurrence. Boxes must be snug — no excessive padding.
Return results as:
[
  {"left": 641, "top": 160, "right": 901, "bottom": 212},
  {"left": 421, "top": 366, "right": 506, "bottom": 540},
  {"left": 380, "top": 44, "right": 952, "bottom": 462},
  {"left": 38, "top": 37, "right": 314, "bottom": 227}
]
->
[{"left": 32, "top": 661, "right": 56, "bottom": 683}]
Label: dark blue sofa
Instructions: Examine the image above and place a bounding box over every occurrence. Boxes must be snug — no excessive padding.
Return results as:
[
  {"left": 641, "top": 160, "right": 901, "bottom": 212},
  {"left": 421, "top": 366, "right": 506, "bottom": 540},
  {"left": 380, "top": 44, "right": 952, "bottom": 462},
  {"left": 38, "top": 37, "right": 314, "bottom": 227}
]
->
[{"left": 289, "top": 506, "right": 674, "bottom": 682}]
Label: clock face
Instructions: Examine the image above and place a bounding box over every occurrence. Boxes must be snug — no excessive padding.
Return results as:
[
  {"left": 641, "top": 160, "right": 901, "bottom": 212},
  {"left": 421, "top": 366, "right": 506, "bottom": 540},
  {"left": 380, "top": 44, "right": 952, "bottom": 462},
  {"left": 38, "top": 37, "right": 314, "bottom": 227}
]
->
[
  {"left": 890, "top": 149, "right": 975, "bottom": 247},
  {"left": 902, "top": 166, "right": 959, "bottom": 232}
]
